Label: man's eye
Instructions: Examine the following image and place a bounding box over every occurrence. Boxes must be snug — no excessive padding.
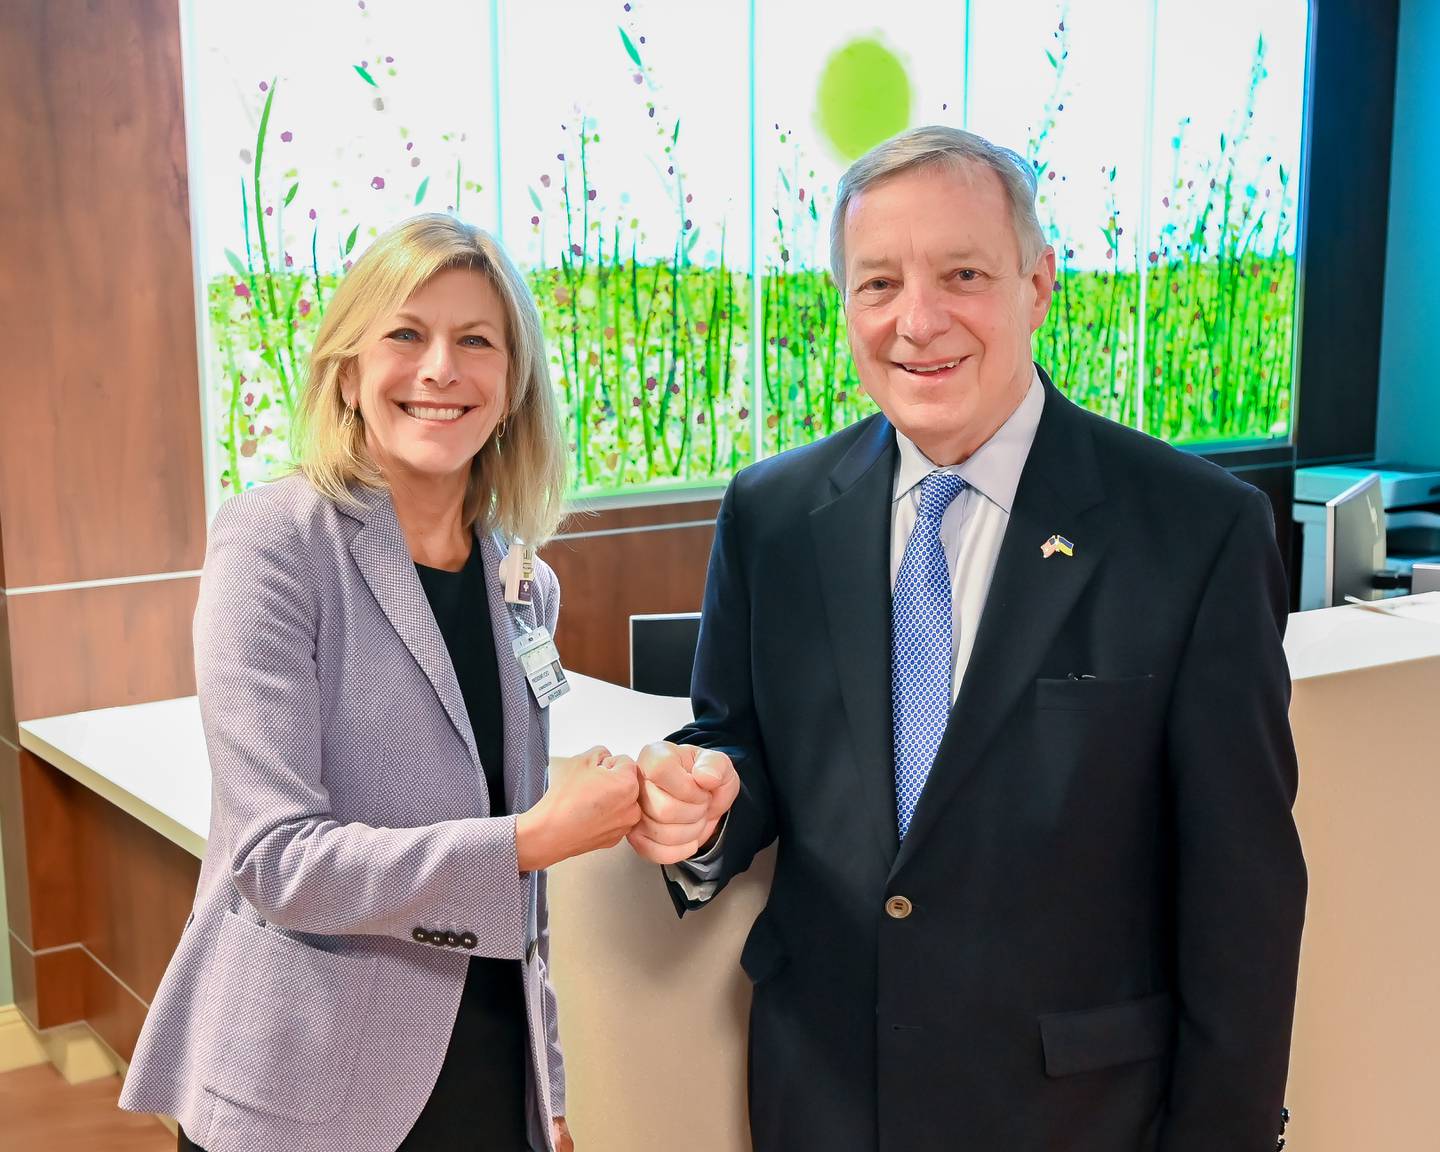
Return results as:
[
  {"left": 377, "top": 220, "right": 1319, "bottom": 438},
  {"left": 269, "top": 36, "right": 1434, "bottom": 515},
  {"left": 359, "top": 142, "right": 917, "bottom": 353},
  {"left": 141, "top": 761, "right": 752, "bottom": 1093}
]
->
[
  {"left": 955, "top": 269, "right": 981, "bottom": 282},
  {"left": 861, "top": 278, "right": 893, "bottom": 292}
]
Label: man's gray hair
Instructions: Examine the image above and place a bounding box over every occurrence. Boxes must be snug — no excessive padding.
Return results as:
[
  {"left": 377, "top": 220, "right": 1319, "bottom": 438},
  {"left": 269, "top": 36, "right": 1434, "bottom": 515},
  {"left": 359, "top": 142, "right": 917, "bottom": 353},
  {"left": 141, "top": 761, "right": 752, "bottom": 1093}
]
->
[{"left": 828, "top": 125, "right": 1047, "bottom": 294}]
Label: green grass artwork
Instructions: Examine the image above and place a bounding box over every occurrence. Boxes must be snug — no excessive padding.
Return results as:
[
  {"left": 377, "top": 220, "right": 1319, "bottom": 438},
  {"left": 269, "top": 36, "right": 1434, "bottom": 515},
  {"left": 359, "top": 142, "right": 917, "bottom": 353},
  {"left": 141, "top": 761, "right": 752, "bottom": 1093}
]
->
[{"left": 203, "top": 3, "right": 1299, "bottom": 503}]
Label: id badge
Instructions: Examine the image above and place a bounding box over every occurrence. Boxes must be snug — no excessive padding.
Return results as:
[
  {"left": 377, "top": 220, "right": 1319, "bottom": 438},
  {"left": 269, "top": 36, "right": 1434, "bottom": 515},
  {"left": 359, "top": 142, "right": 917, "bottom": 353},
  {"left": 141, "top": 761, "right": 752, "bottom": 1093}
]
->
[
  {"left": 512, "top": 625, "right": 571, "bottom": 708},
  {"left": 501, "top": 542, "right": 535, "bottom": 606}
]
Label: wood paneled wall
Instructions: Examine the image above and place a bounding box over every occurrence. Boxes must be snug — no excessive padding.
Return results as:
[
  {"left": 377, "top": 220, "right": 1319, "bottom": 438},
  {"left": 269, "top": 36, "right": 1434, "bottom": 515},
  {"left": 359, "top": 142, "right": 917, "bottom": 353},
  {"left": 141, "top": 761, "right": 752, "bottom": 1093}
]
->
[
  {"left": 0, "top": 0, "right": 207, "bottom": 1040},
  {"left": 548, "top": 499, "right": 719, "bottom": 687}
]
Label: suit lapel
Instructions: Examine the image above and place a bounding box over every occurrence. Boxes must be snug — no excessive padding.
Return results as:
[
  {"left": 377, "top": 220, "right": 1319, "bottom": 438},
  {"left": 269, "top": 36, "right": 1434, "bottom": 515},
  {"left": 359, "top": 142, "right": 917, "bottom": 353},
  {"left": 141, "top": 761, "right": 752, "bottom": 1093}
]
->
[
  {"left": 809, "top": 415, "right": 902, "bottom": 869},
  {"left": 344, "top": 487, "right": 482, "bottom": 774},
  {"left": 895, "top": 376, "right": 1111, "bottom": 869}
]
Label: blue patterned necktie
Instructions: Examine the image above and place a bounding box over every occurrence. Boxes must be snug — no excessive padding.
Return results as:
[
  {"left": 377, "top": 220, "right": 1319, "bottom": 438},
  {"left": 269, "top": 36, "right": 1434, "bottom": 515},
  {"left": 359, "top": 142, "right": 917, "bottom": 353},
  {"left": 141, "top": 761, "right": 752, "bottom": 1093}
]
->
[{"left": 892, "top": 471, "right": 967, "bottom": 840}]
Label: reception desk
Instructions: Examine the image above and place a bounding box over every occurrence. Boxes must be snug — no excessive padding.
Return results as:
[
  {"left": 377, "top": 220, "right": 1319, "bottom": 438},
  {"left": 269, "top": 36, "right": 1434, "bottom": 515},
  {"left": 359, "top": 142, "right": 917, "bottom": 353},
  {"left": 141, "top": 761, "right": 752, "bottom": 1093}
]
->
[{"left": 13, "top": 593, "right": 1440, "bottom": 1149}]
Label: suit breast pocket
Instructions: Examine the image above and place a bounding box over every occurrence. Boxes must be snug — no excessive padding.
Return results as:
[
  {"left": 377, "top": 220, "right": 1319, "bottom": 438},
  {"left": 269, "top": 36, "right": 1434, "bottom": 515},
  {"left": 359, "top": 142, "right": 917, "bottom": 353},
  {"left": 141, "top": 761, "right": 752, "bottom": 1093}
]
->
[
  {"left": 200, "top": 912, "right": 379, "bottom": 1122},
  {"left": 1034, "top": 674, "right": 1158, "bottom": 713}
]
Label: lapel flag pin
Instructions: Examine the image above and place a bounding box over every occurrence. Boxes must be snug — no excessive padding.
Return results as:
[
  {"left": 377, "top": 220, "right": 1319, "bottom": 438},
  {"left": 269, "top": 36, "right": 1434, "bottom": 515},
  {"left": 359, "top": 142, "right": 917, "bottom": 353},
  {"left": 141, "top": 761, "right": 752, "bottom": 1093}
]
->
[{"left": 1041, "top": 533, "right": 1074, "bottom": 558}]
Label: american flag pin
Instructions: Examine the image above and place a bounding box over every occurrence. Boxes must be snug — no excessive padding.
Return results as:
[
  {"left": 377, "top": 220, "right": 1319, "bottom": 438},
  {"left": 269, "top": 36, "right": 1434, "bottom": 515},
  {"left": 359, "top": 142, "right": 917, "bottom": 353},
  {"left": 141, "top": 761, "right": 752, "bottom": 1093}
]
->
[{"left": 1041, "top": 533, "right": 1074, "bottom": 558}]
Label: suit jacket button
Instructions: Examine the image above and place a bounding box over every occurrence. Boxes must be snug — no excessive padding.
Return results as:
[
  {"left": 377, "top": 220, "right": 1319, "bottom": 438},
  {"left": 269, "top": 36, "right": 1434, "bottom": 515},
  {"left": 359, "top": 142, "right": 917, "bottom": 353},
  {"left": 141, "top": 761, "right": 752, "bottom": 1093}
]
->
[
  {"left": 459, "top": 932, "right": 478, "bottom": 949},
  {"left": 428, "top": 931, "right": 446, "bottom": 946},
  {"left": 444, "top": 932, "right": 460, "bottom": 948},
  {"left": 412, "top": 927, "right": 429, "bottom": 944},
  {"left": 885, "top": 895, "right": 913, "bottom": 920}
]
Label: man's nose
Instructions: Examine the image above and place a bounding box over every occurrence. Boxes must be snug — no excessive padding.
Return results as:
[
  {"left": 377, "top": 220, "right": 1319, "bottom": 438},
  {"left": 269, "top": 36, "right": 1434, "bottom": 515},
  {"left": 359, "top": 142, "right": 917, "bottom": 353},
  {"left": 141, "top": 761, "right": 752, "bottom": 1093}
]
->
[{"left": 894, "top": 283, "right": 950, "bottom": 345}]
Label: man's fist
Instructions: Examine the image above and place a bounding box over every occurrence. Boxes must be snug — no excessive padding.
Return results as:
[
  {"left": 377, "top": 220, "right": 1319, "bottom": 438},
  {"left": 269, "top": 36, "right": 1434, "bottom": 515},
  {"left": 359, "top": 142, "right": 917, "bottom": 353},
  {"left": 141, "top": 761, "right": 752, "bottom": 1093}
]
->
[{"left": 627, "top": 741, "right": 739, "bottom": 865}]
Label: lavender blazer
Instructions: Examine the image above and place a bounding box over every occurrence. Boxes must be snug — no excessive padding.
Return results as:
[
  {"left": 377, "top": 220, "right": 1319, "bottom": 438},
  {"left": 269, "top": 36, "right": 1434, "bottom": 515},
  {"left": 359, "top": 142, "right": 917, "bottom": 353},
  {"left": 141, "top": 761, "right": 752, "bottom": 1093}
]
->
[{"left": 120, "top": 475, "right": 565, "bottom": 1152}]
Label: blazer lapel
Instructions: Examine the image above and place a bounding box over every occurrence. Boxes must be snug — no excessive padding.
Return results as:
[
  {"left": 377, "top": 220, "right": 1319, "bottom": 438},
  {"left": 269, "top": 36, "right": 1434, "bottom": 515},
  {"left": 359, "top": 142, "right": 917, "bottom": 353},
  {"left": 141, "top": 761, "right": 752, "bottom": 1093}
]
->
[
  {"left": 478, "top": 531, "right": 538, "bottom": 818},
  {"left": 809, "top": 415, "right": 902, "bottom": 869},
  {"left": 344, "top": 487, "right": 482, "bottom": 774},
  {"left": 896, "top": 376, "right": 1111, "bottom": 867}
]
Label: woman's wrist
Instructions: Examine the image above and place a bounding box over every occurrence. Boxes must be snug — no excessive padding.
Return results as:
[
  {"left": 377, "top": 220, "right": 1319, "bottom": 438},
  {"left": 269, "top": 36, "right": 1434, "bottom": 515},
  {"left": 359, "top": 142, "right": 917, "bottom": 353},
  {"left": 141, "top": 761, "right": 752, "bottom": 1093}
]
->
[{"left": 515, "top": 808, "right": 553, "bottom": 873}]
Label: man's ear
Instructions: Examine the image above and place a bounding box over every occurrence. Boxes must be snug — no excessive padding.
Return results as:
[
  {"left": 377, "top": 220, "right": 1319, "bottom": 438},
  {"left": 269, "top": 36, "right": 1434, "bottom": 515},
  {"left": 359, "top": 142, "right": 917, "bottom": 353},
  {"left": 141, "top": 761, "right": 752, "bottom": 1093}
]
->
[{"left": 1028, "top": 245, "right": 1058, "bottom": 332}]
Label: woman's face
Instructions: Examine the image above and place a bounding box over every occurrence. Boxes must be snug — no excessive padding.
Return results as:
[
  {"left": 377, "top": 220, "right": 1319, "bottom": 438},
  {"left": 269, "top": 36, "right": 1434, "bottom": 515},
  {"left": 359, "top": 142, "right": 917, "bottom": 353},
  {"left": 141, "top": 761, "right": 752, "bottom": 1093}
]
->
[{"left": 345, "top": 266, "right": 511, "bottom": 492}]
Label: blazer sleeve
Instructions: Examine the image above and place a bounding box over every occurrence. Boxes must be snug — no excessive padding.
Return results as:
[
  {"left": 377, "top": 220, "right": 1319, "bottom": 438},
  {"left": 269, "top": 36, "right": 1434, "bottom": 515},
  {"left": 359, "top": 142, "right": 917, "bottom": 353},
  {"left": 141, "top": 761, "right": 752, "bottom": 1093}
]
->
[
  {"left": 195, "top": 493, "right": 527, "bottom": 957},
  {"left": 663, "top": 478, "right": 779, "bottom": 916},
  {"left": 1158, "top": 489, "right": 1307, "bottom": 1150},
  {"left": 534, "top": 558, "right": 566, "bottom": 1115}
]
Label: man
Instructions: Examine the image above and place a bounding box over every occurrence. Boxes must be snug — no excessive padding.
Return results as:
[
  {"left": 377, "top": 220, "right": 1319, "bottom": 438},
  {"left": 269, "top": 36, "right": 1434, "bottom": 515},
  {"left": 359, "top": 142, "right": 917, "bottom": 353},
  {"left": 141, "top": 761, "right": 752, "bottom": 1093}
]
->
[{"left": 629, "top": 126, "right": 1305, "bottom": 1152}]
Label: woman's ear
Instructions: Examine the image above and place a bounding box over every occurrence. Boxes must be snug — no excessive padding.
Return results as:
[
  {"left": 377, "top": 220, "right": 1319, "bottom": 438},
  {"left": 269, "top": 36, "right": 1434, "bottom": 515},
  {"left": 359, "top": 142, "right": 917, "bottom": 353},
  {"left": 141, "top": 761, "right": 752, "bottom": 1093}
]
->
[{"left": 338, "top": 362, "right": 357, "bottom": 409}]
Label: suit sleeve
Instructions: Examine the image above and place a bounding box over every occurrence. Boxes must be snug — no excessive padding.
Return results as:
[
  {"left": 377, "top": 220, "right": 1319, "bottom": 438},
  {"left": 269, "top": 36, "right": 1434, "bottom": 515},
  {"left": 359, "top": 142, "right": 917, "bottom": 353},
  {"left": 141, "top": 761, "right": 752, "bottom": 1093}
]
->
[
  {"left": 535, "top": 558, "right": 566, "bottom": 1115},
  {"left": 663, "top": 478, "right": 778, "bottom": 916},
  {"left": 196, "top": 494, "right": 527, "bottom": 957},
  {"left": 1159, "top": 490, "right": 1307, "bottom": 1150}
]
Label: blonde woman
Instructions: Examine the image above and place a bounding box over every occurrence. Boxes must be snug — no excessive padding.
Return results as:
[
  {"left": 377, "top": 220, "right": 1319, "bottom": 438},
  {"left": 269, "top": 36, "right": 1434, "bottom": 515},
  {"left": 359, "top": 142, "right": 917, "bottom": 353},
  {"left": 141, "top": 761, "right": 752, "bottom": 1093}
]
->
[{"left": 121, "top": 214, "right": 636, "bottom": 1152}]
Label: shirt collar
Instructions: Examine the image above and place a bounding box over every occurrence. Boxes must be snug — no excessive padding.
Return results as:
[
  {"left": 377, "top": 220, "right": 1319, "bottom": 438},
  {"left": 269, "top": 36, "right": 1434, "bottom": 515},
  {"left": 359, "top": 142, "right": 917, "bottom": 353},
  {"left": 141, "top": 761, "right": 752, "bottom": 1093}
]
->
[{"left": 891, "top": 368, "right": 1044, "bottom": 515}]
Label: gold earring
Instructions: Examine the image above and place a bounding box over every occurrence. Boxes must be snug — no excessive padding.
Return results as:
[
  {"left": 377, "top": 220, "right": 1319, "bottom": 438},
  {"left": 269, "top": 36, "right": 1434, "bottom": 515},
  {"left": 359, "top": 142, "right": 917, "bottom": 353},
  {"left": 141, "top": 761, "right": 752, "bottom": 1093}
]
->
[
  {"left": 496, "top": 418, "right": 507, "bottom": 440},
  {"left": 341, "top": 404, "right": 357, "bottom": 433}
]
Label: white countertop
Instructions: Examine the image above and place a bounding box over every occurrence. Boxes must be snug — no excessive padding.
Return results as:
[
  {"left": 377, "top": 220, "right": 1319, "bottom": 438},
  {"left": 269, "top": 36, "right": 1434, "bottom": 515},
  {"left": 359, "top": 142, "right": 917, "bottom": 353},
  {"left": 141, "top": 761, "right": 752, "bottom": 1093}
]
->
[
  {"left": 1282, "top": 591, "right": 1440, "bottom": 682},
  {"left": 20, "top": 594, "right": 1440, "bottom": 860},
  {"left": 18, "top": 672, "right": 692, "bottom": 861}
]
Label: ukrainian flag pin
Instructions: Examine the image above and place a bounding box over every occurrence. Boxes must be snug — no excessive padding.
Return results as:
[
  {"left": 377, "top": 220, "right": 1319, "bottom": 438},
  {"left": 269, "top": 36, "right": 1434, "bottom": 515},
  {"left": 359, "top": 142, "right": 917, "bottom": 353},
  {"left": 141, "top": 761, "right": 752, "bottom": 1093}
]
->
[{"left": 1041, "top": 533, "right": 1074, "bottom": 558}]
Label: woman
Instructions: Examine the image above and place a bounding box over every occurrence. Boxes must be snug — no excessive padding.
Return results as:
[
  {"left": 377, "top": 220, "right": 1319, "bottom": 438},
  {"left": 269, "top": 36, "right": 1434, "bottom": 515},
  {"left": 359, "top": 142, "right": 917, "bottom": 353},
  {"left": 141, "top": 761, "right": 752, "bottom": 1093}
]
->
[{"left": 120, "top": 214, "right": 639, "bottom": 1151}]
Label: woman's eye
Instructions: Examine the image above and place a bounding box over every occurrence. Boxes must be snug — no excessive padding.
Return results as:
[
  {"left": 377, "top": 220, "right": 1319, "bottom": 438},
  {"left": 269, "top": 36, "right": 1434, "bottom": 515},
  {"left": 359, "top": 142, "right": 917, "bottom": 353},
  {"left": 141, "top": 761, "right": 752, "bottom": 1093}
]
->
[
  {"left": 387, "top": 327, "right": 419, "bottom": 342},
  {"left": 461, "top": 334, "right": 492, "bottom": 348}
]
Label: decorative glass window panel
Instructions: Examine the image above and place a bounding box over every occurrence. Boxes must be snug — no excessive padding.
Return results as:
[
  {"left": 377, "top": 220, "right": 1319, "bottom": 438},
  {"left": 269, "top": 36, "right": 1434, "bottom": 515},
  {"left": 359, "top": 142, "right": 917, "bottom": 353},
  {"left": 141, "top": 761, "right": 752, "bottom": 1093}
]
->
[
  {"left": 754, "top": 1, "right": 969, "bottom": 455},
  {"left": 497, "top": 0, "right": 752, "bottom": 496},
  {"left": 969, "top": 0, "right": 1151, "bottom": 429},
  {"left": 1145, "top": 0, "right": 1308, "bottom": 443},
  {"left": 185, "top": 0, "right": 496, "bottom": 498},
  {"left": 185, "top": 0, "right": 1310, "bottom": 509}
]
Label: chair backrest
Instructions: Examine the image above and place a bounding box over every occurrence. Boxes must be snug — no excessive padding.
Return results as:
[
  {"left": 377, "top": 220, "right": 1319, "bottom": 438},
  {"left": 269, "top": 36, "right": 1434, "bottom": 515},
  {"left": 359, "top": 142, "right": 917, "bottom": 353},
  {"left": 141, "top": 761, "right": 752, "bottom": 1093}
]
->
[{"left": 629, "top": 612, "right": 701, "bottom": 697}]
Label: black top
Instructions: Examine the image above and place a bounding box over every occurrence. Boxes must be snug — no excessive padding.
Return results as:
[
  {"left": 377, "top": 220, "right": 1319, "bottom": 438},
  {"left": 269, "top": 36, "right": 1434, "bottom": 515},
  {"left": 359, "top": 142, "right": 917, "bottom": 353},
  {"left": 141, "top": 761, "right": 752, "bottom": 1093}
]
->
[{"left": 401, "top": 545, "right": 530, "bottom": 1152}]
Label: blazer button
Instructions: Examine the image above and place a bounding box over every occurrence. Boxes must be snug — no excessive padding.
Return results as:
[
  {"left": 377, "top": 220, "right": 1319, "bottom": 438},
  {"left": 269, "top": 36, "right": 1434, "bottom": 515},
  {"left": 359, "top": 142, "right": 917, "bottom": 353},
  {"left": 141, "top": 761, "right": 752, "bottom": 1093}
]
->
[
  {"left": 412, "top": 927, "right": 429, "bottom": 944},
  {"left": 459, "top": 932, "right": 478, "bottom": 950},
  {"left": 444, "top": 932, "right": 460, "bottom": 948},
  {"left": 885, "top": 895, "right": 913, "bottom": 920},
  {"left": 427, "top": 931, "right": 446, "bottom": 947}
]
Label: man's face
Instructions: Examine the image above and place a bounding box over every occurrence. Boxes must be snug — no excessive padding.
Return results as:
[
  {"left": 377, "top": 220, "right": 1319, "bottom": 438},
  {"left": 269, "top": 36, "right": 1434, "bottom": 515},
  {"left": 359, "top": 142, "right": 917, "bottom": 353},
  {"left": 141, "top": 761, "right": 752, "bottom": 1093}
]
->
[{"left": 842, "top": 163, "right": 1055, "bottom": 465}]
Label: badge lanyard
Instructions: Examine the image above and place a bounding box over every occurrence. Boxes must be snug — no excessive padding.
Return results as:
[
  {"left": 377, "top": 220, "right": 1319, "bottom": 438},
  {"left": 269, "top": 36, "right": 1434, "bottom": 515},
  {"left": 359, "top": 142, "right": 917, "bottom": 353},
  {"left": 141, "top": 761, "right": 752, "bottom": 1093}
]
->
[{"left": 500, "top": 539, "right": 571, "bottom": 708}]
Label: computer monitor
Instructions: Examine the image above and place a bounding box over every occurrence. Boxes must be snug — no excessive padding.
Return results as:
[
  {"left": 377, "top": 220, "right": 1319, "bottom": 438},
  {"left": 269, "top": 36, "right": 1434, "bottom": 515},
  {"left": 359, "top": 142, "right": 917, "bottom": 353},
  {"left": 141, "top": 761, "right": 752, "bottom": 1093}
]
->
[
  {"left": 1325, "top": 473, "right": 1386, "bottom": 606},
  {"left": 629, "top": 612, "right": 702, "bottom": 697}
]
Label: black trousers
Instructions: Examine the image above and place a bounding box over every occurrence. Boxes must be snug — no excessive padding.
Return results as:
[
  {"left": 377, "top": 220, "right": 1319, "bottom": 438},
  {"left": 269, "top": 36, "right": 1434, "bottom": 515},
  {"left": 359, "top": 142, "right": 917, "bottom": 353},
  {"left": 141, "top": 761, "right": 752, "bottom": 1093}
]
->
[{"left": 179, "top": 957, "right": 530, "bottom": 1151}]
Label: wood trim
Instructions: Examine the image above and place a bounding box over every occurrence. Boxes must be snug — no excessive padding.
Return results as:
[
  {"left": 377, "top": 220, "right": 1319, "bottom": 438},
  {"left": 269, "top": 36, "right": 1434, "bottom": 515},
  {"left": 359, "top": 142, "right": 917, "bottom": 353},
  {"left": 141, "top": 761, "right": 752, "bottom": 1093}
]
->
[
  {"left": 7, "top": 578, "right": 200, "bottom": 722},
  {"left": 0, "top": 0, "right": 206, "bottom": 590},
  {"left": 545, "top": 518, "right": 716, "bottom": 688},
  {"left": 559, "top": 500, "right": 722, "bottom": 537},
  {"left": 0, "top": 592, "right": 16, "bottom": 743},
  {"left": 15, "top": 750, "right": 80, "bottom": 950},
  {"left": 30, "top": 946, "right": 87, "bottom": 1031},
  {"left": 0, "top": 740, "right": 31, "bottom": 947},
  {"left": 73, "top": 778, "right": 198, "bottom": 1004}
]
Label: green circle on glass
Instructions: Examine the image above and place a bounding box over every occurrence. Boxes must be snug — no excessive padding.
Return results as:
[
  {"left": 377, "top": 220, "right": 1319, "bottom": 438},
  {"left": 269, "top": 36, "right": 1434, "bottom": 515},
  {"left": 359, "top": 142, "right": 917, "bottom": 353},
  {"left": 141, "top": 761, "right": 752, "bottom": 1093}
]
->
[{"left": 816, "top": 38, "right": 913, "bottom": 163}]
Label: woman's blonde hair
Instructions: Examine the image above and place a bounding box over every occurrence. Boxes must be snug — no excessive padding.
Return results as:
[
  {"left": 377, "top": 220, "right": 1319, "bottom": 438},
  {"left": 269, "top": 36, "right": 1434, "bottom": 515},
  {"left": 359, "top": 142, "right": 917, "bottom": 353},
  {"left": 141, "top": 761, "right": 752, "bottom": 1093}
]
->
[{"left": 294, "top": 213, "right": 568, "bottom": 544}]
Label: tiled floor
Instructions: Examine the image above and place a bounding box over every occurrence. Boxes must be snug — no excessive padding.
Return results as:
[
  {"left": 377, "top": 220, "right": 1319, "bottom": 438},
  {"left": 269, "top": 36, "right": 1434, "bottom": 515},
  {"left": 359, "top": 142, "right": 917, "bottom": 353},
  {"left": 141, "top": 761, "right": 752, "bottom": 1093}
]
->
[{"left": 0, "top": 1063, "right": 173, "bottom": 1151}]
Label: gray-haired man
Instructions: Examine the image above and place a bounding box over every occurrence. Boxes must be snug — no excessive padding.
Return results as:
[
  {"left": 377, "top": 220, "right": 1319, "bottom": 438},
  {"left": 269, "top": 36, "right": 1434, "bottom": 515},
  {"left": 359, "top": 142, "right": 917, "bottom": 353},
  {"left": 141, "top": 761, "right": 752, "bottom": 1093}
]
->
[{"left": 631, "top": 126, "right": 1305, "bottom": 1152}]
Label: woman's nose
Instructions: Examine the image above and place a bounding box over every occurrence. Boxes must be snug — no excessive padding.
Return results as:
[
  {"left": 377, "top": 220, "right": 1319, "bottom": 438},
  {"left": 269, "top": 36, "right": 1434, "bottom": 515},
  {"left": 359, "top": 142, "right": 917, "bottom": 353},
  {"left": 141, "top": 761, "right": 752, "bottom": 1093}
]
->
[{"left": 419, "top": 340, "right": 457, "bottom": 386}]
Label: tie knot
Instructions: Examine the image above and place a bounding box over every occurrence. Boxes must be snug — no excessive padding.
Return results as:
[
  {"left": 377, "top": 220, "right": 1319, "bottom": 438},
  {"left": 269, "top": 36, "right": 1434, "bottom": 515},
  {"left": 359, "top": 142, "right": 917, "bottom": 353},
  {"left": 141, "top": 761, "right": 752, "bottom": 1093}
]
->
[{"left": 917, "top": 471, "right": 967, "bottom": 521}]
